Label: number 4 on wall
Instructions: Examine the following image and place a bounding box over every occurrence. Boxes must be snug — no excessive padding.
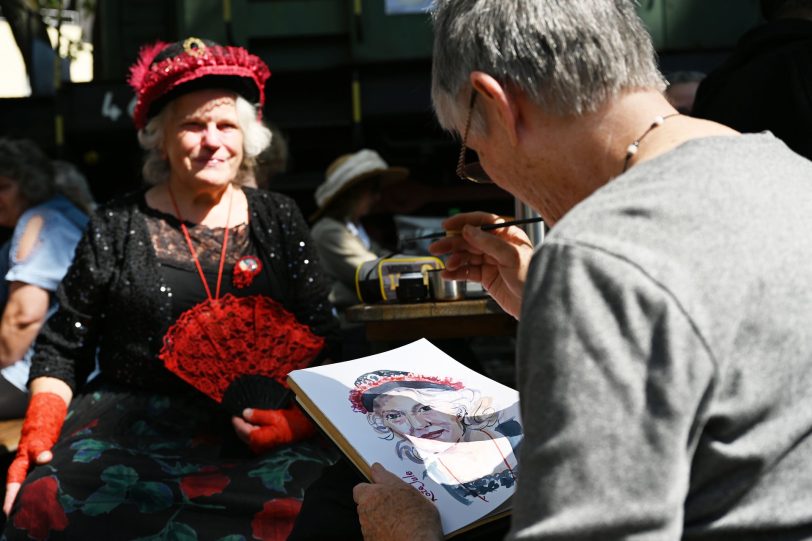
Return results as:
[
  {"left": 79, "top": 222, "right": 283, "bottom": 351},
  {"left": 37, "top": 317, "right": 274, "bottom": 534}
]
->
[{"left": 101, "top": 91, "right": 122, "bottom": 122}]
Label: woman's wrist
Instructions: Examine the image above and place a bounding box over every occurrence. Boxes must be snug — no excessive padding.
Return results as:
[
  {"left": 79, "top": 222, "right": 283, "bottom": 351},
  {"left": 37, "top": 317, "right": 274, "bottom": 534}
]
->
[{"left": 7, "top": 392, "right": 68, "bottom": 483}]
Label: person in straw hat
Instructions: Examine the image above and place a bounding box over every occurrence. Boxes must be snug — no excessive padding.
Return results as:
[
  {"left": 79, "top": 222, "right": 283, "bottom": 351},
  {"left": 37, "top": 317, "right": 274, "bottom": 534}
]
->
[{"left": 310, "top": 149, "right": 408, "bottom": 308}]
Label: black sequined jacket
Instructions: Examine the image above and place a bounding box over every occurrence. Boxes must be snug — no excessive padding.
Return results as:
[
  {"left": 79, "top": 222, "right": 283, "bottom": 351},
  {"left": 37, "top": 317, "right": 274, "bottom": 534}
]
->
[{"left": 29, "top": 188, "right": 340, "bottom": 393}]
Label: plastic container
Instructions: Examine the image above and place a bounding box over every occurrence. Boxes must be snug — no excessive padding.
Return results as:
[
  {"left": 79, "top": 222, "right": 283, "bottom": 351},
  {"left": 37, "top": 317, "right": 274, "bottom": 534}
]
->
[{"left": 396, "top": 272, "right": 429, "bottom": 303}]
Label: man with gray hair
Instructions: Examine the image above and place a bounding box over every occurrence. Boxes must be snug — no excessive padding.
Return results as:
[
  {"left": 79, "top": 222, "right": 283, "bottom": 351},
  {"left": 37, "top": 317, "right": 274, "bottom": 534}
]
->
[{"left": 352, "top": 0, "right": 812, "bottom": 539}]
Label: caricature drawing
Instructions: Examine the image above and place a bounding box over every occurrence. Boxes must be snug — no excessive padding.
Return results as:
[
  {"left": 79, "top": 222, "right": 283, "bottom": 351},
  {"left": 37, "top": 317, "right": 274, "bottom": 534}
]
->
[{"left": 349, "top": 370, "right": 522, "bottom": 505}]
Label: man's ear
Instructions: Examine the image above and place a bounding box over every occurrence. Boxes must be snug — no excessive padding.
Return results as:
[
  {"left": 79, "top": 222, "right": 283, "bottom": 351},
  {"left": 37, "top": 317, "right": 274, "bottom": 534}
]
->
[{"left": 469, "top": 71, "right": 521, "bottom": 146}]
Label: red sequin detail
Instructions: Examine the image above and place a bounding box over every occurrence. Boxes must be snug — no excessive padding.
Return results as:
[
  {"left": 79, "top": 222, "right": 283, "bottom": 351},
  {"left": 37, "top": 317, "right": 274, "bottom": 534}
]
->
[
  {"left": 233, "top": 255, "right": 263, "bottom": 289},
  {"left": 159, "top": 294, "right": 324, "bottom": 402},
  {"left": 128, "top": 42, "right": 271, "bottom": 129}
]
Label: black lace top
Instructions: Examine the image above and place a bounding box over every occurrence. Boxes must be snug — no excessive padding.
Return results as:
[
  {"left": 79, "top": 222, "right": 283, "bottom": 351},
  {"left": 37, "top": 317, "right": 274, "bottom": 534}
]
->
[
  {"left": 29, "top": 187, "right": 339, "bottom": 393},
  {"left": 143, "top": 204, "right": 273, "bottom": 320}
]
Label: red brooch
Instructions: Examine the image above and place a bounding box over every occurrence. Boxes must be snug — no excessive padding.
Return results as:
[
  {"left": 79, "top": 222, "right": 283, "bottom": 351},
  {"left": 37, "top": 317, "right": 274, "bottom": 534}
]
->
[{"left": 233, "top": 256, "right": 262, "bottom": 288}]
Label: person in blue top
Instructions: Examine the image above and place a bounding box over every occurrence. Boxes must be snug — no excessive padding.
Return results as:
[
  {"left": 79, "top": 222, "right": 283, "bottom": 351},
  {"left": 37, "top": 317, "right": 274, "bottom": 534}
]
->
[{"left": 0, "top": 139, "right": 91, "bottom": 419}]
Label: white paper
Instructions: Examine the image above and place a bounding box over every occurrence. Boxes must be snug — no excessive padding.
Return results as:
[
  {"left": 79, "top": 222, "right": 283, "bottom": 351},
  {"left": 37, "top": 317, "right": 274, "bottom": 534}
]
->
[{"left": 289, "top": 339, "right": 523, "bottom": 535}]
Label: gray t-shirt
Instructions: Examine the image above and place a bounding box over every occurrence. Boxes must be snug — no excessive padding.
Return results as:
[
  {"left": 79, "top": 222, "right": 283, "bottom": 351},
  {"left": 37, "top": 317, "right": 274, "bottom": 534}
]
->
[{"left": 510, "top": 133, "right": 812, "bottom": 540}]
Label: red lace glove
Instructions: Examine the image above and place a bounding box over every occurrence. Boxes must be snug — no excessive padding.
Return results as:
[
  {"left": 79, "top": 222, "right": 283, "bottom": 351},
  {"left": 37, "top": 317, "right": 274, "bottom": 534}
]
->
[
  {"left": 243, "top": 404, "right": 316, "bottom": 454},
  {"left": 7, "top": 392, "right": 67, "bottom": 484}
]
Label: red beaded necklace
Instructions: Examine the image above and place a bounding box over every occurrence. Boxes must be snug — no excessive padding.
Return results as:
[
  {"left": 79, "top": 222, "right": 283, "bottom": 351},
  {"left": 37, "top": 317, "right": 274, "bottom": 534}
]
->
[{"left": 167, "top": 184, "right": 234, "bottom": 301}]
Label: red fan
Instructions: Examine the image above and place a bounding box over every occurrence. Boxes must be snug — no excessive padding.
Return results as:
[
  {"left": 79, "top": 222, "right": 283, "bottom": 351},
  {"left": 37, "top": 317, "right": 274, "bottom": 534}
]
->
[{"left": 159, "top": 293, "right": 324, "bottom": 413}]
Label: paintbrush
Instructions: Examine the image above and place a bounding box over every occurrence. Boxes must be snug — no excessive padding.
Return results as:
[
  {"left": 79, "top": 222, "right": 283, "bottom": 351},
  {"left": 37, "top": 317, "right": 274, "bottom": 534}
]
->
[{"left": 402, "top": 216, "right": 545, "bottom": 242}]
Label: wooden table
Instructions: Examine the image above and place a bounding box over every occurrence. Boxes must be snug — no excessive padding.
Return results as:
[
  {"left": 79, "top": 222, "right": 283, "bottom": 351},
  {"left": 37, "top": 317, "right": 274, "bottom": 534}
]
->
[{"left": 345, "top": 297, "right": 517, "bottom": 342}]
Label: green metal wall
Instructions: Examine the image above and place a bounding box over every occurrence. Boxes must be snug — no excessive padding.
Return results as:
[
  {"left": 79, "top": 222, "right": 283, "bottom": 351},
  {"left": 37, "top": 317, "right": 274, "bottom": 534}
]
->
[
  {"left": 173, "top": 0, "right": 435, "bottom": 68},
  {"left": 97, "top": 0, "right": 765, "bottom": 81},
  {"left": 640, "top": 0, "right": 762, "bottom": 50},
  {"left": 0, "top": 0, "right": 771, "bottom": 213}
]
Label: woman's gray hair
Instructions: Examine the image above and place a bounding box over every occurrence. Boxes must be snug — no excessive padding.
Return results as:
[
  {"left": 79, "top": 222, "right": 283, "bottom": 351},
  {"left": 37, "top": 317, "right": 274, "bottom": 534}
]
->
[
  {"left": 0, "top": 138, "right": 55, "bottom": 207},
  {"left": 137, "top": 94, "right": 272, "bottom": 185},
  {"left": 53, "top": 160, "right": 96, "bottom": 214},
  {"left": 431, "top": 0, "right": 667, "bottom": 133}
]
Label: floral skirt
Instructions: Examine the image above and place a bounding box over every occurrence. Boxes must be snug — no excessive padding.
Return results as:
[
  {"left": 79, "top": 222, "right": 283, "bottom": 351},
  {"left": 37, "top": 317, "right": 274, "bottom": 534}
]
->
[{"left": 3, "top": 384, "right": 338, "bottom": 541}]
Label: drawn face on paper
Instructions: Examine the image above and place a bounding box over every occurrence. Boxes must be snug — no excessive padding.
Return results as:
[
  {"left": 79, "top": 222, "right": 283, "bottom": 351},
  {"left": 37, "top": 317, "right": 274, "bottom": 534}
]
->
[{"left": 372, "top": 388, "right": 465, "bottom": 449}]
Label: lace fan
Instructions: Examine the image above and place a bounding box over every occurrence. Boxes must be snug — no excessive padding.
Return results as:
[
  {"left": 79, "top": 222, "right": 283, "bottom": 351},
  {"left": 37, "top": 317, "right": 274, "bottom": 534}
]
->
[{"left": 159, "top": 293, "right": 325, "bottom": 415}]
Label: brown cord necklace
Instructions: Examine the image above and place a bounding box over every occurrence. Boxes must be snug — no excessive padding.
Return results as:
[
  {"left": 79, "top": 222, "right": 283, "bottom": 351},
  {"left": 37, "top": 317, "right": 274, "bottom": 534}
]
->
[{"left": 622, "top": 113, "right": 681, "bottom": 173}]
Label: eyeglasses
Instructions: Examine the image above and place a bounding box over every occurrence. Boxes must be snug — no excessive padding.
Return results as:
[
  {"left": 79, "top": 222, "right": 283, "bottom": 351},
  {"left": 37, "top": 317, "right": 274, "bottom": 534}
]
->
[{"left": 455, "top": 91, "right": 493, "bottom": 184}]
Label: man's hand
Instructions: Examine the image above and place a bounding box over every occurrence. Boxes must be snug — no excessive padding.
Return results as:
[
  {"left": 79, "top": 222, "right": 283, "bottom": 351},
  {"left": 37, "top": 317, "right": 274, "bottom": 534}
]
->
[
  {"left": 430, "top": 211, "right": 534, "bottom": 319},
  {"left": 353, "top": 463, "right": 443, "bottom": 541}
]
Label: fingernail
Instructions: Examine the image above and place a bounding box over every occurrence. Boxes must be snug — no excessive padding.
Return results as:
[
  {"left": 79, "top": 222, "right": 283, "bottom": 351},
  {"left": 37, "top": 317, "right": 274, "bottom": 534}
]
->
[{"left": 243, "top": 408, "right": 253, "bottom": 418}]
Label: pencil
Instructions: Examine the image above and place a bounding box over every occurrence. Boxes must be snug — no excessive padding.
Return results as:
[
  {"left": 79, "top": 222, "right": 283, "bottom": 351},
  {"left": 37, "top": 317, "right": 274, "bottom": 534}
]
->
[{"left": 402, "top": 216, "right": 545, "bottom": 242}]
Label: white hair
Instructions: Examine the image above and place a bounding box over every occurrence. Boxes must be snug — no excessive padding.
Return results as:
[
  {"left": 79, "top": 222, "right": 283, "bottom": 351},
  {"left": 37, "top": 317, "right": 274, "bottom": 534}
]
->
[
  {"left": 137, "top": 94, "right": 272, "bottom": 185},
  {"left": 431, "top": 0, "right": 667, "bottom": 134}
]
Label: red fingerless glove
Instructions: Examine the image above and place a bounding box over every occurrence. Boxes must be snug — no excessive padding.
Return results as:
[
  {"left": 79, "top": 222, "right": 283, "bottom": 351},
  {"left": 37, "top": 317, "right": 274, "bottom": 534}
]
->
[
  {"left": 245, "top": 404, "right": 316, "bottom": 454},
  {"left": 7, "top": 392, "right": 68, "bottom": 484}
]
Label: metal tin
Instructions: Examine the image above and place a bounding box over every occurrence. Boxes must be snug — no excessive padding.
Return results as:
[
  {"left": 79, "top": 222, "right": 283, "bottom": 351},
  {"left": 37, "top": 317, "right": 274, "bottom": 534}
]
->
[{"left": 427, "top": 269, "right": 466, "bottom": 301}]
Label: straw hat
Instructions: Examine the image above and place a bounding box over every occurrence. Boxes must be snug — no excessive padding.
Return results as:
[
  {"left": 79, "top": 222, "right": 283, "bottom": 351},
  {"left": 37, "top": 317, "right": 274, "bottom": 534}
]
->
[{"left": 310, "top": 149, "right": 408, "bottom": 221}]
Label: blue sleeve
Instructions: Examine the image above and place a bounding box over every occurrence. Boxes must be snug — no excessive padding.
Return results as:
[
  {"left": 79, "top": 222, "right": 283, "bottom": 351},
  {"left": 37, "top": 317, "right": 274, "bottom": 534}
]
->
[{"left": 5, "top": 208, "right": 84, "bottom": 292}]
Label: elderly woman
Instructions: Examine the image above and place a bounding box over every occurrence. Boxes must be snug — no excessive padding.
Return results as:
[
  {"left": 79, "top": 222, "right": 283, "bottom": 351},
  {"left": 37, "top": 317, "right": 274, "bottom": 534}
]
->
[
  {"left": 351, "top": 370, "right": 520, "bottom": 506},
  {"left": 0, "top": 139, "right": 90, "bottom": 420},
  {"left": 3, "top": 38, "right": 338, "bottom": 540}
]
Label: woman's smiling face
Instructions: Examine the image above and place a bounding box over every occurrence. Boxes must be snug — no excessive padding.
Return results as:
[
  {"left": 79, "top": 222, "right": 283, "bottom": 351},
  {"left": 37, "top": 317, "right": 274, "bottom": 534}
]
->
[
  {"left": 162, "top": 89, "right": 244, "bottom": 191},
  {"left": 373, "top": 388, "right": 464, "bottom": 447}
]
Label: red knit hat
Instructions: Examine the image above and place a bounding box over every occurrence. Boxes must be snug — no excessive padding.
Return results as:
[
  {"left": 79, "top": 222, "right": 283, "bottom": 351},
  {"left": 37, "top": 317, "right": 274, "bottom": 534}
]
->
[{"left": 128, "top": 37, "right": 271, "bottom": 130}]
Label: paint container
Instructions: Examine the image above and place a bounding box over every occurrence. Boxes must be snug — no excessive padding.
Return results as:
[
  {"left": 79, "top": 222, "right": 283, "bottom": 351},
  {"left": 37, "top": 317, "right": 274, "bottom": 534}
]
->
[{"left": 427, "top": 269, "right": 466, "bottom": 301}]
